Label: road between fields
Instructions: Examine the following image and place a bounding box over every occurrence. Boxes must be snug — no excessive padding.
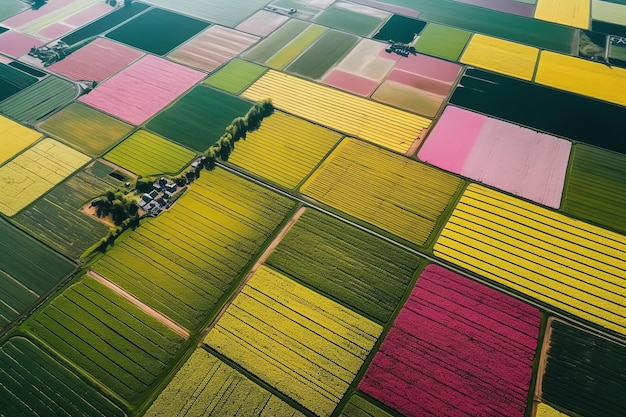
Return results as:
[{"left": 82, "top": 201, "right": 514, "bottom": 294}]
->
[{"left": 86, "top": 270, "right": 190, "bottom": 339}]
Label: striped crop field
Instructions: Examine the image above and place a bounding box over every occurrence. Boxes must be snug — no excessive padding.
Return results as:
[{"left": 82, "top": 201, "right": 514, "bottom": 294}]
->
[
  {"left": 561, "top": 144, "right": 626, "bottom": 234},
  {"left": 360, "top": 264, "right": 542, "bottom": 417},
  {"left": 434, "top": 184, "right": 626, "bottom": 335},
  {"left": 0, "top": 115, "right": 41, "bottom": 164},
  {"left": 145, "top": 348, "right": 305, "bottom": 417},
  {"left": 242, "top": 70, "right": 431, "bottom": 153},
  {"left": 534, "top": 0, "right": 590, "bottom": 29},
  {"left": 0, "top": 138, "right": 90, "bottom": 216},
  {"left": 0, "top": 62, "right": 37, "bottom": 101},
  {"left": 460, "top": 34, "right": 539, "bottom": 80},
  {"left": 203, "top": 59, "right": 266, "bottom": 94},
  {"left": 0, "top": 336, "right": 125, "bottom": 417},
  {"left": 40, "top": 102, "right": 133, "bottom": 156},
  {"left": 104, "top": 130, "right": 196, "bottom": 176},
  {"left": 300, "top": 138, "right": 463, "bottom": 247},
  {"left": 23, "top": 276, "right": 185, "bottom": 405},
  {"left": 243, "top": 20, "right": 312, "bottom": 65},
  {"left": 93, "top": 169, "right": 294, "bottom": 330},
  {"left": 340, "top": 394, "right": 393, "bottom": 417},
  {"left": 205, "top": 265, "right": 382, "bottom": 417},
  {"left": 539, "top": 319, "right": 626, "bottom": 417},
  {"left": 228, "top": 111, "right": 342, "bottom": 189},
  {"left": 267, "top": 209, "right": 423, "bottom": 323},
  {"left": 13, "top": 161, "right": 123, "bottom": 259},
  {"left": 266, "top": 24, "right": 327, "bottom": 69},
  {"left": 535, "top": 51, "right": 626, "bottom": 107},
  {"left": 413, "top": 23, "right": 472, "bottom": 61}
]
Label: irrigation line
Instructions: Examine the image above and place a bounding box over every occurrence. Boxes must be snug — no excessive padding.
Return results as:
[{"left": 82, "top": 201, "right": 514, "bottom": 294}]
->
[{"left": 216, "top": 161, "right": 626, "bottom": 347}]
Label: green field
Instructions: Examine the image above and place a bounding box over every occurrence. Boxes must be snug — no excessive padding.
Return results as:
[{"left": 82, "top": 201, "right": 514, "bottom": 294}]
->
[
  {"left": 23, "top": 276, "right": 185, "bottom": 405},
  {"left": 312, "top": 3, "right": 388, "bottom": 37},
  {"left": 0, "top": 219, "right": 75, "bottom": 330},
  {"left": 562, "top": 144, "right": 626, "bottom": 234},
  {"left": 267, "top": 209, "right": 422, "bottom": 323},
  {"left": 286, "top": 30, "right": 360, "bottom": 79},
  {"left": 93, "top": 169, "right": 294, "bottom": 330},
  {"left": 266, "top": 24, "right": 327, "bottom": 69},
  {"left": 414, "top": 23, "right": 472, "bottom": 61},
  {"left": 0, "top": 76, "right": 77, "bottom": 122},
  {"left": 203, "top": 59, "right": 266, "bottom": 94},
  {"left": 0, "top": 336, "right": 126, "bottom": 417},
  {"left": 146, "top": 85, "right": 253, "bottom": 152},
  {"left": 243, "top": 19, "right": 311, "bottom": 63},
  {"left": 105, "top": 130, "right": 196, "bottom": 176},
  {"left": 145, "top": 348, "right": 304, "bottom": 417},
  {"left": 13, "top": 160, "right": 124, "bottom": 259},
  {"left": 340, "top": 394, "right": 393, "bottom": 417},
  {"left": 40, "top": 103, "right": 134, "bottom": 157}
]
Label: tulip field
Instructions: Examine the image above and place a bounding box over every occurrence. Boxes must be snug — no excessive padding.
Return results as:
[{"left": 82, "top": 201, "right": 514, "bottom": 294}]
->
[{"left": 1, "top": 1, "right": 626, "bottom": 416}]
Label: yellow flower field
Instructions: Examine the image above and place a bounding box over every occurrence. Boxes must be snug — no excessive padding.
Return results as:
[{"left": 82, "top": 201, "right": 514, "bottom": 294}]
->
[
  {"left": 535, "top": 403, "right": 571, "bottom": 417},
  {"left": 535, "top": 51, "right": 626, "bottom": 107},
  {"left": 534, "top": 0, "right": 590, "bottom": 29},
  {"left": 242, "top": 70, "right": 431, "bottom": 153},
  {"left": 434, "top": 184, "right": 626, "bottom": 335},
  {"left": 300, "top": 138, "right": 463, "bottom": 247},
  {"left": 205, "top": 265, "right": 382, "bottom": 417},
  {"left": 0, "top": 116, "right": 42, "bottom": 164},
  {"left": 460, "top": 34, "right": 539, "bottom": 80},
  {"left": 228, "top": 111, "right": 342, "bottom": 189},
  {"left": 0, "top": 138, "right": 89, "bottom": 216}
]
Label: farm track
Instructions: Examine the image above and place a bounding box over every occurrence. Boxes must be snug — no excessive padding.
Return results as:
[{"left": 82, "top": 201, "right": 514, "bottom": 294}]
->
[{"left": 86, "top": 270, "right": 189, "bottom": 339}]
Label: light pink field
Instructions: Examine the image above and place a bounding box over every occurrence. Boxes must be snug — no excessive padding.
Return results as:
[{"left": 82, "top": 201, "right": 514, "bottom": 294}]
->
[
  {"left": 0, "top": 31, "right": 43, "bottom": 58},
  {"left": 386, "top": 69, "right": 452, "bottom": 95},
  {"left": 394, "top": 53, "right": 462, "bottom": 83},
  {"left": 49, "top": 38, "right": 143, "bottom": 82},
  {"left": 36, "top": 22, "right": 73, "bottom": 40},
  {"left": 322, "top": 69, "right": 380, "bottom": 96},
  {"left": 418, "top": 106, "right": 571, "bottom": 208},
  {"left": 63, "top": 2, "right": 111, "bottom": 26},
  {"left": 79, "top": 54, "right": 204, "bottom": 125},
  {"left": 2, "top": 0, "right": 76, "bottom": 27},
  {"left": 235, "top": 10, "right": 289, "bottom": 37},
  {"left": 168, "top": 26, "right": 259, "bottom": 72}
]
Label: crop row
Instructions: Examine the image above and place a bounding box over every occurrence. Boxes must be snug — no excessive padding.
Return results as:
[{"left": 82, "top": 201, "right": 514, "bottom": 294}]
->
[
  {"left": 0, "top": 114, "right": 41, "bottom": 164},
  {"left": 205, "top": 265, "right": 382, "bottom": 417},
  {"left": 434, "top": 184, "right": 626, "bottom": 335}
]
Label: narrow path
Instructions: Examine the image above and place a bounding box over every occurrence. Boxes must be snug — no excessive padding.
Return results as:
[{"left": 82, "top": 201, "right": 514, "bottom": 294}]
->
[{"left": 87, "top": 270, "right": 190, "bottom": 339}]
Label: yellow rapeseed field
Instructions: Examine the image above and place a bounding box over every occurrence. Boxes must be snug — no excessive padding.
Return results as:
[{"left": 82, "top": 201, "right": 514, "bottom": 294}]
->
[
  {"left": 0, "top": 138, "right": 89, "bottom": 216},
  {"left": 242, "top": 70, "right": 430, "bottom": 153},
  {"left": 535, "top": 403, "right": 571, "bottom": 417},
  {"left": 535, "top": 51, "right": 626, "bottom": 106},
  {"left": 434, "top": 184, "right": 626, "bottom": 335},
  {"left": 300, "top": 138, "right": 463, "bottom": 247},
  {"left": 228, "top": 111, "right": 342, "bottom": 189},
  {"left": 534, "top": 0, "right": 590, "bottom": 29},
  {"left": 461, "top": 34, "right": 539, "bottom": 80},
  {"left": 205, "top": 265, "right": 382, "bottom": 417},
  {"left": 0, "top": 116, "right": 42, "bottom": 164}
]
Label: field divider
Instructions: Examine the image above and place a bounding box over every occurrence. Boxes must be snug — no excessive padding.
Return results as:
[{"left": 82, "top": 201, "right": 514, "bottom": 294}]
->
[{"left": 85, "top": 270, "right": 189, "bottom": 339}]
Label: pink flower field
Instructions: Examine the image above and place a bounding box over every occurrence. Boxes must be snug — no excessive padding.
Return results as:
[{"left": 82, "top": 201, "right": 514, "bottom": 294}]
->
[
  {"left": 0, "top": 31, "right": 43, "bottom": 58},
  {"left": 359, "top": 264, "right": 541, "bottom": 417}
]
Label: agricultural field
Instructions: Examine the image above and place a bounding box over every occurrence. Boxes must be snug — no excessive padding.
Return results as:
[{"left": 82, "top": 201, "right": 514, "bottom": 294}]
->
[
  {"left": 203, "top": 59, "right": 266, "bottom": 94},
  {"left": 434, "top": 184, "right": 626, "bottom": 336},
  {"left": 104, "top": 130, "right": 196, "bottom": 176},
  {"left": 204, "top": 265, "right": 383, "bottom": 417},
  {"left": 0, "top": 30, "right": 43, "bottom": 58},
  {"left": 23, "top": 275, "right": 186, "bottom": 405},
  {"left": 168, "top": 26, "right": 259, "bottom": 73},
  {"left": 266, "top": 209, "right": 423, "bottom": 323},
  {"left": 418, "top": 105, "right": 571, "bottom": 208},
  {"left": 32, "top": 1, "right": 112, "bottom": 40},
  {"left": 0, "top": 218, "right": 75, "bottom": 330},
  {"left": 235, "top": 10, "right": 289, "bottom": 37},
  {"left": 340, "top": 394, "right": 393, "bottom": 417},
  {"left": 0, "top": 76, "right": 77, "bottom": 122},
  {"left": 0, "top": 62, "right": 38, "bottom": 101},
  {"left": 48, "top": 38, "right": 144, "bottom": 82},
  {"left": 227, "top": 111, "right": 342, "bottom": 189},
  {"left": 243, "top": 20, "right": 321, "bottom": 66},
  {"left": 40, "top": 102, "right": 134, "bottom": 156},
  {"left": 561, "top": 144, "right": 626, "bottom": 234},
  {"left": 268, "top": 0, "right": 334, "bottom": 20},
  {"left": 535, "top": 403, "right": 571, "bottom": 417},
  {"left": 93, "top": 169, "right": 294, "bottom": 330},
  {"left": 0, "top": 138, "right": 90, "bottom": 216},
  {"left": 146, "top": 85, "right": 253, "bottom": 152},
  {"left": 360, "top": 264, "right": 541, "bottom": 417},
  {"left": 373, "top": 14, "right": 427, "bottom": 43},
  {"left": 534, "top": 0, "right": 590, "bottom": 29},
  {"left": 106, "top": 8, "right": 210, "bottom": 56},
  {"left": 267, "top": 25, "right": 328, "bottom": 70},
  {"left": 13, "top": 160, "right": 124, "bottom": 259},
  {"left": 145, "top": 348, "right": 305, "bottom": 417},
  {"left": 79, "top": 55, "right": 205, "bottom": 126},
  {"left": 0, "top": 336, "right": 126, "bottom": 417},
  {"left": 242, "top": 70, "right": 431, "bottom": 153},
  {"left": 539, "top": 319, "right": 626, "bottom": 417},
  {"left": 460, "top": 34, "right": 539, "bottom": 80},
  {"left": 312, "top": 2, "right": 390, "bottom": 37},
  {"left": 0, "top": 114, "right": 42, "bottom": 164},
  {"left": 300, "top": 138, "right": 463, "bottom": 247},
  {"left": 413, "top": 23, "right": 472, "bottom": 61},
  {"left": 0, "top": 0, "right": 27, "bottom": 21}
]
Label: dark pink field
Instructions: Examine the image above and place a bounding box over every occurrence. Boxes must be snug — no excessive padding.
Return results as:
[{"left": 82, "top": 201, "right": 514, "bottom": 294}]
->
[
  {"left": 360, "top": 264, "right": 541, "bottom": 417},
  {"left": 393, "top": 53, "right": 462, "bottom": 83},
  {"left": 0, "top": 31, "right": 43, "bottom": 58},
  {"left": 79, "top": 54, "right": 204, "bottom": 125},
  {"left": 322, "top": 69, "right": 380, "bottom": 97},
  {"left": 49, "top": 38, "right": 143, "bottom": 82},
  {"left": 386, "top": 69, "right": 453, "bottom": 95}
]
